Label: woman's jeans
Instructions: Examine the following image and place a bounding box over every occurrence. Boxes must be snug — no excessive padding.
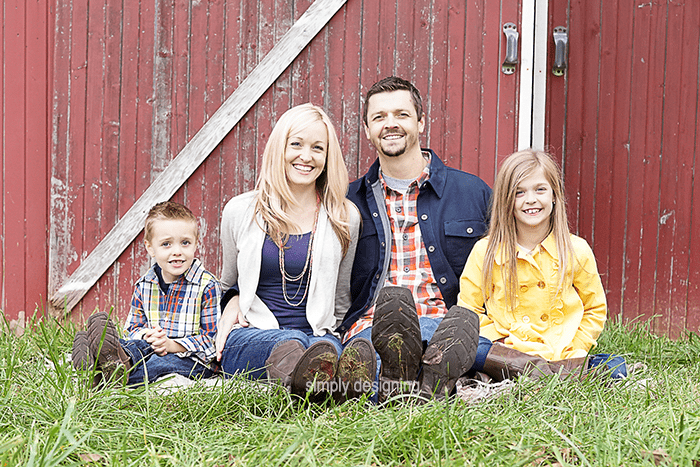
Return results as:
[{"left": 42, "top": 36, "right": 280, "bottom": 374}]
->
[{"left": 218, "top": 327, "right": 343, "bottom": 380}]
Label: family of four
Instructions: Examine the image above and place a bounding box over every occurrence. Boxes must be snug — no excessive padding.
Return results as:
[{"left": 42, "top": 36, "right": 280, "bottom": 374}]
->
[{"left": 71, "top": 76, "right": 626, "bottom": 401}]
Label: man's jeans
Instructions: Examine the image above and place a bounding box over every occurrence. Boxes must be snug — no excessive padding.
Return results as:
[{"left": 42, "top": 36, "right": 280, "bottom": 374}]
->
[
  {"left": 120, "top": 339, "right": 215, "bottom": 386},
  {"left": 219, "top": 327, "right": 343, "bottom": 380}
]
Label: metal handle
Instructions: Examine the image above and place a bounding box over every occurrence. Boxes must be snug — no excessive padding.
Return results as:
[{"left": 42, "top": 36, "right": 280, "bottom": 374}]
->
[
  {"left": 552, "top": 26, "right": 568, "bottom": 76},
  {"left": 502, "top": 23, "right": 519, "bottom": 75}
]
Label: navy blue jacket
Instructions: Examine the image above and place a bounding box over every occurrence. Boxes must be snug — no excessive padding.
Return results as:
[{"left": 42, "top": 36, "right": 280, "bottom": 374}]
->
[{"left": 337, "top": 149, "right": 492, "bottom": 334}]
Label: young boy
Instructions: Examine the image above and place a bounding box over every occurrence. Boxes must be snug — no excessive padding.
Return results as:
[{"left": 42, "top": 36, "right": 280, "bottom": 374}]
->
[{"left": 72, "top": 201, "right": 221, "bottom": 386}]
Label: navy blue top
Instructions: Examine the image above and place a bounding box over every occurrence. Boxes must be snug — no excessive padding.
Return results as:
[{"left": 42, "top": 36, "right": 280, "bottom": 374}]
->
[
  {"left": 258, "top": 232, "right": 313, "bottom": 335},
  {"left": 340, "top": 149, "right": 492, "bottom": 334}
]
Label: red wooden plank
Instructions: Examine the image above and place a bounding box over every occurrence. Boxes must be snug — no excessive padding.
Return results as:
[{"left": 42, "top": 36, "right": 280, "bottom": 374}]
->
[
  {"left": 199, "top": 0, "right": 226, "bottom": 275},
  {"left": 658, "top": 0, "right": 700, "bottom": 337},
  {"left": 682, "top": 0, "right": 700, "bottom": 335},
  {"left": 623, "top": 1, "right": 658, "bottom": 325},
  {"left": 0, "top": 0, "right": 5, "bottom": 312},
  {"left": 592, "top": 0, "right": 619, "bottom": 316},
  {"left": 426, "top": 1, "right": 449, "bottom": 157},
  {"left": 290, "top": 0, "right": 311, "bottom": 104},
  {"left": 237, "top": 0, "right": 260, "bottom": 192},
  {"left": 96, "top": 0, "right": 124, "bottom": 311},
  {"left": 25, "top": 0, "right": 50, "bottom": 315},
  {"left": 325, "top": 2, "right": 348, "bottom": 170},
  {"left": 407, "top": 0, "right": 431, "bottom": 165},
  {"left": 219, "top": 0, "right": 243, "bottom": 203},
  {"left": 409, "top": 0, "right": 432, "bottom": 118},
  {"left": 494, "top": 0, "right": 519, "bottom": 181},
  {"left": 461, "top": 0, "right": 486, "bottom": 177},
  {"left": 305, "top": 1, "right": 327, "bottom": 108},
  {"left": 60, "top": 0, "right": 90, "bottom": 308},
  {"left": 172, "top": 0, "right": 191, "bottom": 169},
  {"left": 601, "top": 0, "right": 634, "bottom": 319},
  {"left": 443, "top": 1, "right": 467, "bottom": 170},
  {"left": 253, "top": 0, "right": 278, "bottom": 189},
  {"left": 114, "top": 0, "right": 142, "bottom": 320},
  {"left": 182, "top": 0, "right": 208, "bottom": 228},
  {"left": 357, "top": 0, "right": 381, "bottom": 173},
  {"left": 563, "top": 0, "right": 591, "bottom": 237},
  {"left": 545, "top": 0, "right": 568, "bottom": 166},
  {"left": 80, "top": 0, "right": 110, "bottom": 313},
  {"left": 3, "top": 0, "right": 28, "bottom": 316},
  {"left": 638, "top": 1, "right": 667, "bottom": 333},
  {"left": 48, "top": 0, "right": 72, "bottom": 298},
  {"left": 332, "top": 1, "right": 362, "bottom": 179}
]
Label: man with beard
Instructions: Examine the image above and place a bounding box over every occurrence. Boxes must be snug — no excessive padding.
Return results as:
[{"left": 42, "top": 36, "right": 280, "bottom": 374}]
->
[{"left": 337, "top": 76, "right": 492, "bottom": 401}]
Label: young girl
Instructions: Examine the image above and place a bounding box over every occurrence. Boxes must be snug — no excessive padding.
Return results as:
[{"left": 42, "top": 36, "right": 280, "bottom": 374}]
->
[
  {"left": 458, "top": 149, "right": 625, "bottom": 380},
  {"left": 216, "top": 103, "right": 372, "bottom": 399}
]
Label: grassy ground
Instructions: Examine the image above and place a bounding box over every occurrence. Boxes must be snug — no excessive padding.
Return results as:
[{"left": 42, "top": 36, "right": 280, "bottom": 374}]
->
[{"left": 1, "top": 315, "right": 699, "bottom": 466}]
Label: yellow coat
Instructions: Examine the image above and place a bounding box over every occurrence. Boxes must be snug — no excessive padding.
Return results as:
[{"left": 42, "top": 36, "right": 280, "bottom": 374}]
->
[{"left": 457, "top": 233, "right": 607, "bottom": 361}]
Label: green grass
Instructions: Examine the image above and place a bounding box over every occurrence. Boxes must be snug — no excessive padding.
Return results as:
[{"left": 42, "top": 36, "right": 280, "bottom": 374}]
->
[{"left": 1, "top": 314, "right": 699, "bottom": 466}]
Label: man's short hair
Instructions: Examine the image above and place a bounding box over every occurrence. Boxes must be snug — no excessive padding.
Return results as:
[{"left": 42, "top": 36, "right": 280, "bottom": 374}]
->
[
  {"left": 144, "top": 201, "right": 198, "bottom": 242},
  {"left": 363, "top": 76, "right": 423, "bottom": 125}
]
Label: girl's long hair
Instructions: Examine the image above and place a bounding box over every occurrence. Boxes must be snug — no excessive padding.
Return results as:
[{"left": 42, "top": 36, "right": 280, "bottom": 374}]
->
[
  {"left": 482, "top": 149, "right": 575, "bottom": 310},
  {"left": 254, "top": 103, "right": 353, "bottom": 255}
]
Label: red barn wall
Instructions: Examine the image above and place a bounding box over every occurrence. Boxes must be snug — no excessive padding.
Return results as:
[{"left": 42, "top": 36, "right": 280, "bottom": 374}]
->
[{"left": 47, "top": 0, "right": 520, "bottom": 324}]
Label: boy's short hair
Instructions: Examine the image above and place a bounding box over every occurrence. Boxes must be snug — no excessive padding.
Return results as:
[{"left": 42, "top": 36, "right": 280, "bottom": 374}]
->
[
  {"left": 363, "top": 76, "right": 424, "bottom": 125},
  {"left": 144, "top": 201, "right": 198, "bottom": 242}
]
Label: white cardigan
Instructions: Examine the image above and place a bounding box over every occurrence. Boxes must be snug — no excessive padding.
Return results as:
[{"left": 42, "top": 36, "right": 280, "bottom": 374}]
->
[{"left": 220, "top": 191, "right": 360, "bottom": 337}]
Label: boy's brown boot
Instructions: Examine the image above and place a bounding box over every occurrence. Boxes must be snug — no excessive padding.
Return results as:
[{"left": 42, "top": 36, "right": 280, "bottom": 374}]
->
[
  {"left": 290, "top": 341, "right": 338, "bottom": 400},
  {"left": 87, "top": 311, "right": 132, "bottom": 384},
  {"left": 72, "top": 331, "right": 93, "bottom": 371},
  {"left": 335, "top": 337, "right": 376, "bottom": 402},
  {"left": 265, "top": 340, "right": 306, "bottom": 389},
  {"left": 419, "top": 305, "right": 480, "bottom": 400}
]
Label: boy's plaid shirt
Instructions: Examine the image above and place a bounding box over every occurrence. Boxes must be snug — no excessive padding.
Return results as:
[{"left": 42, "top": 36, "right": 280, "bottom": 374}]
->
[
  {"left": 344, "top": 158, "right": 447, "bottom": 342},
  {"left": 125, "top": 258, "right": 221, "bottom": 362}
]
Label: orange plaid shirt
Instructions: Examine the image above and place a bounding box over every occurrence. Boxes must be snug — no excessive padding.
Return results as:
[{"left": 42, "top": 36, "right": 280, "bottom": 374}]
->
[{"left": 344, "top": 157, "right": 446, "bottom": 342}]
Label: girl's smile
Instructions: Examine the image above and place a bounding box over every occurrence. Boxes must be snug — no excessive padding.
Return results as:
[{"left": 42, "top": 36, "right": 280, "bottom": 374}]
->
[{"left": 513, "top": 167, "right": 554, "bottom": 243}]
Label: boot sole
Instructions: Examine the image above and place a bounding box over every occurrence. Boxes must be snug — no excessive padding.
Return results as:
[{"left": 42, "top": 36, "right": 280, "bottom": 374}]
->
[
  {"left": 87, "top": 311, "right": 129, "bottom": 383},
  {"left": 371, "top": 286, "right": 422, "bottom": 381},
  {"left": 336, "top": 337, "right": 377, "bottom": 401},
  {"left": 420, "top": 305, "right": 479, "bottom": 399},
  {"left": 290, "top": 341, "right": 338, "bottom": 398},
  {"left": 71, "top": 331, "right": 93, "bottom": 371}
]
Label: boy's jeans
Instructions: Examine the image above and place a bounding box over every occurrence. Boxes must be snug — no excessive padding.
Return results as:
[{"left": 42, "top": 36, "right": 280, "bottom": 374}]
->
[
  {"left": 120, "top": 339, "right": 215, "bottom": 386},
  {"left": 218, "top": 327, "right": 343, "bottom": 380}
]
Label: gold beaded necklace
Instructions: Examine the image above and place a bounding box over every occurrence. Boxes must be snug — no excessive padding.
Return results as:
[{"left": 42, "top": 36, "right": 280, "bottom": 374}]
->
[{"left": 278, "top": 200, "right": 320, "bottom": 307}]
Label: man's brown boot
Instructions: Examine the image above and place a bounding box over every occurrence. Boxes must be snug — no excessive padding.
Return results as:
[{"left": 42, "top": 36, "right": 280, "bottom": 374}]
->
[
  {"left": 419, "top": 305, "right": 480, "bottom": 400},
  {"left": 371, "top": 286, "right": 422, "bottom": 401}
]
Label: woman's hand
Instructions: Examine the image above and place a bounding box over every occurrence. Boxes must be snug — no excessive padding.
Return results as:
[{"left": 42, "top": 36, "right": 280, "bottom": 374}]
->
[{"left": 216, "top": 296, "right": 248, "bottom": 361}]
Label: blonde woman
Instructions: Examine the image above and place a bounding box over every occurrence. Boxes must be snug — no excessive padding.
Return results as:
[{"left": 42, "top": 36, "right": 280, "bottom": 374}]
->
[
  {"left": 216, "top": 104, "right": 373, "bottom": 399},
  {"left": 458, "top": 149, "right": 626, "bottom": 381}
]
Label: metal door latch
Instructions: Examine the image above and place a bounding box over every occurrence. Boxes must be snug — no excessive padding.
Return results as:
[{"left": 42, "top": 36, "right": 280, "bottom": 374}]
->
[
  {"left": 502, "top": 23, "right": 519, "bottom": 75},
  {"left": 552, "top": 26, "right": 568, "bottom": 76}
]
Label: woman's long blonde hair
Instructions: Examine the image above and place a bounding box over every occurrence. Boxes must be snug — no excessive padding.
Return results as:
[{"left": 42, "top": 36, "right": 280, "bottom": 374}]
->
[
  {"left": 482, "top": 149, "right": 575, "bottom": 310},
  {"left": 254, "top": 103, "right": 353, "bottom": 255}
]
